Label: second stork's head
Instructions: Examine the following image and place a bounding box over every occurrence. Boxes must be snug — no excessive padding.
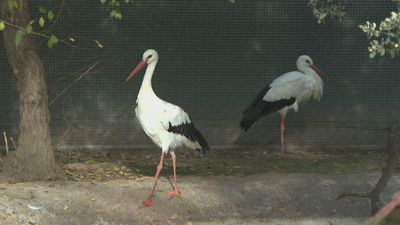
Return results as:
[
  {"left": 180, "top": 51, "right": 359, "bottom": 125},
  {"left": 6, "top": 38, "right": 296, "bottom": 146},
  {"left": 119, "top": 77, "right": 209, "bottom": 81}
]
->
[{"left": 296, "top": 55, "right": 325, "bottom": 78}]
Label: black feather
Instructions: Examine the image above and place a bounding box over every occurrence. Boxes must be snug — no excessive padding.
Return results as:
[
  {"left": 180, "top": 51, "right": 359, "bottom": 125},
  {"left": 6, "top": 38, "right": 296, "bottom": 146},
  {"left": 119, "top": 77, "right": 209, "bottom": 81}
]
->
[
  {"left": 168, "top": 122, "right": 210, "bottom": 155},
  {"left": 240, "top": 86, "right": 296, "bottom": 131}
]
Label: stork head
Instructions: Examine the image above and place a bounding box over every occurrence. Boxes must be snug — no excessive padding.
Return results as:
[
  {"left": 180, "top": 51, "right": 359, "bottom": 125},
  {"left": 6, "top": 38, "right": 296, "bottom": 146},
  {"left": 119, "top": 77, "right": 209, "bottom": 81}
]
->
[
  {"left": 126, "top": 49, "right": 159, "bottom": 81},
  {"left": 296, "top": 55, "right": 325, "bottom": 78}
]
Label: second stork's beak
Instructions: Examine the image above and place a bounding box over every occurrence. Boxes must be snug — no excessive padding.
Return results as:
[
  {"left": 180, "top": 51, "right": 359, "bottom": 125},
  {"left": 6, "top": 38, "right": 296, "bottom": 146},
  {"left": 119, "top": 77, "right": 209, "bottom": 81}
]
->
[{"left": 309, "top": 64, "right": 326, "bottom": 78}]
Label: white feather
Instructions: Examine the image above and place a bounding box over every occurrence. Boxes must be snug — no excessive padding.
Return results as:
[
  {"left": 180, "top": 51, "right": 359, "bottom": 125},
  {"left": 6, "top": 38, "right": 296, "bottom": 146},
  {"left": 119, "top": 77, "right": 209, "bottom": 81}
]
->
[
  {"left": 263, "top": 55, "right": 324, "bottom": 116},
  {"left": 133, "top": 50, "right": 202, "bottom": 153}
]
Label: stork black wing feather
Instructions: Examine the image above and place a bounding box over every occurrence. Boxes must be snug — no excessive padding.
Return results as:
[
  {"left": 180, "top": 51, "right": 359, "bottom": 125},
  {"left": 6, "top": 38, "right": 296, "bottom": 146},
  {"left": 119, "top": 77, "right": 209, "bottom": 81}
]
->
[
  {"left": 240, "top": 86, "right": 296, "bottom": 131},
  {"left": 168, "top": 122, "right": 210, "bottom": 155}
]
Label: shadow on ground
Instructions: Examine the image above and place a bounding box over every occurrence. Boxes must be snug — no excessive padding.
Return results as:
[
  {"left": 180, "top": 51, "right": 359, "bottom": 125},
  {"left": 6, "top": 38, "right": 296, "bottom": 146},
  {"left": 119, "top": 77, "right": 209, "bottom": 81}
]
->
[{"left": 0, "top": 147, "right": 398, "bottom": 225}]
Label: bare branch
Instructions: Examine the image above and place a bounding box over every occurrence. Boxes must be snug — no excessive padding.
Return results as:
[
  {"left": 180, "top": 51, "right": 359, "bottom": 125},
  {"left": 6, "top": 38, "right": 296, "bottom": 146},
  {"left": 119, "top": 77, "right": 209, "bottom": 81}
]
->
[
  {"left": 49, "top": 61, "right": 101, "bottom": 106},
  {"left": 336, "top": 192, "right": 371, "bottom": 200},
  {"left": 56, "top": 113, "right": 77, "bottom": 147},
  {"left": 42, "top": 0, "right": 66, "bottom": 34},
  {"left": 337, "top": 127, "right": 399, "bottom": 215}
]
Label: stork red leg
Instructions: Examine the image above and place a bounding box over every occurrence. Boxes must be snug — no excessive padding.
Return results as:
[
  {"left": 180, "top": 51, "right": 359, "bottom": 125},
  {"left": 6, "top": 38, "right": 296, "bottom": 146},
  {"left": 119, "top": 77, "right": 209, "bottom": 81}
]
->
[
  {"left": 168, "top": 150, "right": 181, "bottom": 198},
  {"left": 141, "top": 152, "right": 165, "bottom": 208},
  {"left": 279, "top": 117, "right": 285, "bottom": 159}
]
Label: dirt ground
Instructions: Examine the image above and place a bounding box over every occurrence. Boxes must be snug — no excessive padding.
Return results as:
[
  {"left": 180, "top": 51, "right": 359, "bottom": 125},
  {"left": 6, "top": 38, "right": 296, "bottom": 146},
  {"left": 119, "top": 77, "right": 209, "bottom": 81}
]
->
[{"left": 0, "top": 147, "right": 399, "bottom": 225}]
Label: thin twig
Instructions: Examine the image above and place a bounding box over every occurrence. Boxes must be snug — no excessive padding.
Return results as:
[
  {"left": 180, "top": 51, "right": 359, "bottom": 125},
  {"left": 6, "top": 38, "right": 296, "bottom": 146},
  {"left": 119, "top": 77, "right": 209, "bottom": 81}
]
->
[
  {"left": 49, "top": 61, "right": 101, "bottom": 106},
  {"left": 3, "top": 132, "right": 9, "bottom": 155},
  {"left": 42, "top": 0, "right": 66, "bottom": 34},
  {"left": 56, "top": 114, "right": 77, "bottom": 146},
  {"left": 336, "top": 192, "right": 371, "bottom": 200},
  {"left": 0, "top": 19, "right": 75, "bottom": 48},
  {"left": 10, "top": 137, "right": 16, "bottom": 150}
]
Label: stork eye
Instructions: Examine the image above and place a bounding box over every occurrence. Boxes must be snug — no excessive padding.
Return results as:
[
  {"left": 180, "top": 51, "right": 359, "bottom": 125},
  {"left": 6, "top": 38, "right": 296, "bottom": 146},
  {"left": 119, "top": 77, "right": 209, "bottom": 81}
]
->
[
  {"left": 146, "top": 55, "right": 153, "bottom": 60},
  {"left": 306, "top": 60, "right": 311, "bottom": 64}
]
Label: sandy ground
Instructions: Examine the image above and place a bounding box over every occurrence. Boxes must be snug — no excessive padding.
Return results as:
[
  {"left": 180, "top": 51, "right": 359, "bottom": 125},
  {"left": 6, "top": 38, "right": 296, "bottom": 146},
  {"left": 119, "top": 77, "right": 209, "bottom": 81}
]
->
[
  {"left": 0, "top": 147, "right": 398, "bottom": 225},
  {"left": 0, "top": 172, "right": 398, "bottom": 225}
]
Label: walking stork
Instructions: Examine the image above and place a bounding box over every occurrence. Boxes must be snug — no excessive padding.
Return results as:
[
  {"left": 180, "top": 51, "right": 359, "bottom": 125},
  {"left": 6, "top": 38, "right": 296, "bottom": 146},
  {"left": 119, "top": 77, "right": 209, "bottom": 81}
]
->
[{"left": 126, "top": 49, "right": 210, "bottom": 207}]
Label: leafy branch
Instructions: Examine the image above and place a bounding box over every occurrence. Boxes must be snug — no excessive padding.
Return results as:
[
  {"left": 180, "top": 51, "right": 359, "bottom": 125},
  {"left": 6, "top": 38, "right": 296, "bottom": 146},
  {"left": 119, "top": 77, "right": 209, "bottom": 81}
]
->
[
  {"left": 100, "top": 0, "right": 132, "bottom": 20},
  {"left": 359, "top": 9, "right": 400, "bottom": 58},
  {"left": 0, "top": 18, "right": 71, "bottom": 48},
  {"left": 0, "top": 2, "right": 104, "bottom": 49},
  {"left": 308, "top": 0, "right": 348, "bottom": 24}
]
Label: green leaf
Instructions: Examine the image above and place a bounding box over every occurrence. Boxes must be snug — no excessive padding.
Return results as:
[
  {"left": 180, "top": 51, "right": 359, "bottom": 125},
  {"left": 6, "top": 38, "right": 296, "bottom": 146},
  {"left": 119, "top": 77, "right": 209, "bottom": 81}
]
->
[
  {"left": 8, "top": 0, "right": 18, "bottom": 12},
  {"left": 7, "top": 0, "right": 13, "bottom": 12},
  {"left": 26, "top": 20, "right": 35, "bottom": 34},
  {"left": 47, "top": 35, "right": 58, "bottom": 48},
  {"left": 39, "top": 17, "right": 45, "bottom": 27},
  {"left": 124, "top": 0, "right": 129, "bottom": 3},
  {"left": 94, "top": 40, "right": 103, "bottom": 48},
  {"left": 100, "top": 0, "right": 107, "bottom": 4},
  {"left": 110, "top": 9, "right": 117, "bottom": 17},
  {"left": 48, "top": 10, "right": 54, "bottom": 21},
  {"left": 15, "top": 30, "right": 25, "bottom": 47},
  {"left": 47, "top": 35, "right": 58, "bottom": 49},
  {"left": 110, "top": 9, "right": 122, "bottom": 20},
  {"left": 0, "top": 21, "right": 5, "bottom": 31},
  {"left": 26, "top": 24, "right": 32, "bottom": 34},
  {"left": 38, "top": 6, "right": 47, "bottom": 14}
]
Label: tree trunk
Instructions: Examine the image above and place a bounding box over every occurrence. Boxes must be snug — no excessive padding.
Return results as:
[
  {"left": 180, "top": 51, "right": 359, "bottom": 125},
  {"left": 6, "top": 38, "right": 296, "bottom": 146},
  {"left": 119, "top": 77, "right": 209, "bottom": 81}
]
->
[{"left": 1, "top": 0, "right": 57, "bottom": 181}]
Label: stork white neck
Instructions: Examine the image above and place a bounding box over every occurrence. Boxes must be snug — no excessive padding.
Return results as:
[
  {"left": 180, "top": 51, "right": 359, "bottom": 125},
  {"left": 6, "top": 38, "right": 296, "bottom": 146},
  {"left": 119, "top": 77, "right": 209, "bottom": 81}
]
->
[{"left": 138, "top": 60, "right": 157, "bottom": 98}]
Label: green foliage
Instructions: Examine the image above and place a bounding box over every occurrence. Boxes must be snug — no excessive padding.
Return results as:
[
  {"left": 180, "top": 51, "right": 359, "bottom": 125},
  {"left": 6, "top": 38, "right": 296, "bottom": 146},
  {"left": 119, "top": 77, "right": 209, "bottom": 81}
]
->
[
  {"left": 38, "top": 6, "right": 53, "bottom": 27},
  {"left": 48, "top": 10, "right": 54, "bottom": 21},
  {"left": 94, "top": 40, "right": 104, "bottom": 48},
  {"left": 47, "top": 35, "right": 58, "bottom": 49},
  {"left": 15, "top": 30, "right": 25, "bottom": 47},
  {"left": 100, "top": 0, "right": 131, "bottom": 20},
  {"left": 39, "top": 17, "right": 45, "bottom": 27},
  {"left": 7, "top": 0, "right": 18, "bottom": 12},
  {"left": 0, "top": 21, "right": 5, "bottom": 31},
  {"left": 38, "top": 6, "right": 47, "bottom": 14},
  {"left": 308, "top": 0, "right": 347, "bottom": 24},
  {"left": 25, "top": 20, "right": 34, "bottom": 34},
  {"left": 359, "top": 6, "right": 400, "bottom": 58},
  {"left": 110, "top": 9, "right": 122, "bottom": 20}
]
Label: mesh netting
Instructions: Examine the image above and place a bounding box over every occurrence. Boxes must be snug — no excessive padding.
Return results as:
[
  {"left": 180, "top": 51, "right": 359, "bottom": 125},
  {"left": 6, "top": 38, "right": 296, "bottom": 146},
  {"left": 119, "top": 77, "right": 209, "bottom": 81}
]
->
[{"left": 0, "top": 0, "right": 398, "bottom": 150}]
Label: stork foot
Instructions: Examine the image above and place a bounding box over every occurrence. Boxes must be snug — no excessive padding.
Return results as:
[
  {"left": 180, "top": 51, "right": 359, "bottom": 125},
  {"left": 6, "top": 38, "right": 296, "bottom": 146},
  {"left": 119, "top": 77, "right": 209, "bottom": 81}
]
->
[
  {"left": 167, "top": 189, "right": 181, "bottom": 198},
  {"left": 140, "top": 199, "right": 153, "bottom": 208}
]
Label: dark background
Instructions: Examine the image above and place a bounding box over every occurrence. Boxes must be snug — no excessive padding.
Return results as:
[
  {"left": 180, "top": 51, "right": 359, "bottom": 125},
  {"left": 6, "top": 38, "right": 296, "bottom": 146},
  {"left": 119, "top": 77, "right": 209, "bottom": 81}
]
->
[{"left": 0, "top": 0, "right": 399, "bottom": 150}]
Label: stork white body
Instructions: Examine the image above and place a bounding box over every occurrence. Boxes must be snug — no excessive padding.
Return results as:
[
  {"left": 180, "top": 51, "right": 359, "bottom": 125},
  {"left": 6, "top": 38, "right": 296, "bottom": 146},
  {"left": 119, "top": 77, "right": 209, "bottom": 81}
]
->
[
  {"left": 126, "top": 49, "right": 209, "bottom": 207},
  {"left": 240, "top": 55, "right": 324, "bottom": 159},
  {"left": 135, "top": 89, "right": 201, "bottom": 153}
]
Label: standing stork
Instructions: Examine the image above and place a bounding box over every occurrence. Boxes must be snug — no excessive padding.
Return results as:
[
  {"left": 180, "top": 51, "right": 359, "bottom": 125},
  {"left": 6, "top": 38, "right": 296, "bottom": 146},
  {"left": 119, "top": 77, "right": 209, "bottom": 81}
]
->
[
  {"left": 240, "top": 55, "right": 324, "bottom": 159},
  {"left": 126, "top": 49, "right": 210, "bottom": 208}
]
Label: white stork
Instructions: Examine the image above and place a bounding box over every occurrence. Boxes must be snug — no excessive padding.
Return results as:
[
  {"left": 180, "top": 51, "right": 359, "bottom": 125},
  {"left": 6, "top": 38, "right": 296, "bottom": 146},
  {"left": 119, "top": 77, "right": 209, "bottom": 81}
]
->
[
  {"left": 126, "top": 49, "right": 210, "bottom": 208},
  {"left": 240, "top": 55, "right": 324, "bottom": 159}
]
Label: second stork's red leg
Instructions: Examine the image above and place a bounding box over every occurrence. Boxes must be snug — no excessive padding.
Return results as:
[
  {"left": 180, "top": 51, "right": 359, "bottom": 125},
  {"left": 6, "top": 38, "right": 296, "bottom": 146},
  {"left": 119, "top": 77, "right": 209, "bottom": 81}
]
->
[
  {"left": 141, "top": 152, "right": 165, "bottom": 208},
  {"left": 279, "top": 117, "right": 286, "bottom": 159},
  {"left": 168, "top": 150, "right": 181, "bottom": 198}
]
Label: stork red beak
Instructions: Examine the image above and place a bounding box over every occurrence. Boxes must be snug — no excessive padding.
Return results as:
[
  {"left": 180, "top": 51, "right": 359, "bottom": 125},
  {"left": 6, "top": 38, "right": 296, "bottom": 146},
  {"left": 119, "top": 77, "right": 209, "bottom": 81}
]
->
[
  {"left": 309, "top": 64, "right": 326, "bottom": 78},
  {"left": 126, "top": 60, "right": 147, "bottom": 81}
]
